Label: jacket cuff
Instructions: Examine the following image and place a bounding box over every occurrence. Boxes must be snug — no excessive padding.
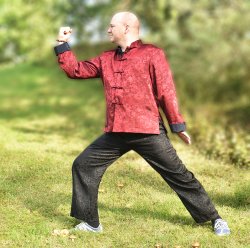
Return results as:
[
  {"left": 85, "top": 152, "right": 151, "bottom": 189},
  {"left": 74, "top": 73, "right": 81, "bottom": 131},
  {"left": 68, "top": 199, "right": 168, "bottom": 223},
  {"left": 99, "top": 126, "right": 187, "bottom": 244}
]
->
[
  {"left": 54, "top": 42, "right": 71, "bottom": 56},
  {"left": 169, "top": 123, "right": 186, "bottom": 133}
]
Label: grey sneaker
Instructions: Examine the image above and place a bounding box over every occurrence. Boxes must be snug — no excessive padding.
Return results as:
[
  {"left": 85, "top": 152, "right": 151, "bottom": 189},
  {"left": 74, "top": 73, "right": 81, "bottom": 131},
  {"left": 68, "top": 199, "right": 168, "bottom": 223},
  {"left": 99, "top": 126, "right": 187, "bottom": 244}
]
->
[
  {"left": 74, "top": 222, "right": 103, "bottom": 233},
  {"left": 213, "top": 219, "right": 230, "bottom": 236}
]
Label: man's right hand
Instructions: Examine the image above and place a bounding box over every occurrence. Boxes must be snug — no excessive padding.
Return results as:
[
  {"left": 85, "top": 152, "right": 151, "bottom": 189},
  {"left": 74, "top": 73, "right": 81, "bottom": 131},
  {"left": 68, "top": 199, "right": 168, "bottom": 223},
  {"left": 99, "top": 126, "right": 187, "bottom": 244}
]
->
[{"left": 57, "top": 27, "right": 72, "bottom": 44}]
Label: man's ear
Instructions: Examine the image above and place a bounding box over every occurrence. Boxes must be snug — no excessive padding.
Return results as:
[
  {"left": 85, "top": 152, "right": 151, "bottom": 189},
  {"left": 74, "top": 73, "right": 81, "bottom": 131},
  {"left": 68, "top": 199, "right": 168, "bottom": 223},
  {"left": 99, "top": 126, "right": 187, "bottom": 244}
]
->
[{"left": 124, "top": 24, "right": 129, "bottom": 34}]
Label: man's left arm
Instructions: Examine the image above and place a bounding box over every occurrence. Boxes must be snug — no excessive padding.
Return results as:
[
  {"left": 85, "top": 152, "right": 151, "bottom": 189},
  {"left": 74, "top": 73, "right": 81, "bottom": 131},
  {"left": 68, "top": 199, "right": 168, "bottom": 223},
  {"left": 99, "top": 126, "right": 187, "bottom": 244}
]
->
[{"left": 151, "top": 49, "right": 191, "bottom": 144}]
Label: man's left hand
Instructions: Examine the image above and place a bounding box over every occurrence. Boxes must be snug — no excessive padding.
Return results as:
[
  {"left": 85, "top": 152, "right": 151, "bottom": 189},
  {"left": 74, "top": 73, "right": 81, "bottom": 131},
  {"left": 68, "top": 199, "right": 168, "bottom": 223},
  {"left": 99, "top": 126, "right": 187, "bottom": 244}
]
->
[{"left": 177, "top": 131, "right": 191, "bottom": 145}]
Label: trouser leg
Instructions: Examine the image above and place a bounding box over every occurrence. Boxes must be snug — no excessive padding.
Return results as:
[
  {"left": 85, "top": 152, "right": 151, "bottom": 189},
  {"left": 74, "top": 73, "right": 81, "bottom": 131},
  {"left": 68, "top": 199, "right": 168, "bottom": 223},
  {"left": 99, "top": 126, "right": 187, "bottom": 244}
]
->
[
  {"left": 131, "top": 125, "right": 219, "bottom": 223},
  {"left": 71, "top": 133, "right": 129, "bottom": 224}
]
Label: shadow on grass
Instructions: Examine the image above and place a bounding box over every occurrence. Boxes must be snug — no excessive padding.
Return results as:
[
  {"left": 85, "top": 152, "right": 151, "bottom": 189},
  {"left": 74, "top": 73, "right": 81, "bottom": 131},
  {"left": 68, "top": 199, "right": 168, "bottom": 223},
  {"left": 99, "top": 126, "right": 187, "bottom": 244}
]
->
[
  {"left": 99, "top": 202, "right": 198, "bottom": 227},
  {"left": 0, "top": 63, "right": 105, "bottom": 140},
  {"left": 107, "top": 157, "right": 250, "bottom": 211},
  {"left": 209, "top": 184, "right": 250, "bottom": 210}
]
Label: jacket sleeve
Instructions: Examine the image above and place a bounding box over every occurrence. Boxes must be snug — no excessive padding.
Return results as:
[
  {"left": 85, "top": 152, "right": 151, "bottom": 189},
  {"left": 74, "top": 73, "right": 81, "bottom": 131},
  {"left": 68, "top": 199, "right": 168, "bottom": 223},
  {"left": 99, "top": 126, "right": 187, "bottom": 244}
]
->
[
  {"left": 54, "top": 42, "right": 101, "bottom": 79},
  {"left": 151, "top": 48, "right": 186, "bottom": 133}
]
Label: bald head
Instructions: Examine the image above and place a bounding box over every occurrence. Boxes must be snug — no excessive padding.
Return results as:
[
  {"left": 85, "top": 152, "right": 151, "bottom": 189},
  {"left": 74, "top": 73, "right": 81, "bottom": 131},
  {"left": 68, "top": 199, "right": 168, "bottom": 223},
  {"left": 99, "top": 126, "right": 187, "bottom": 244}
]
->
[
  {"left": 108, "top": 12, "right": 140, "bottom": 49},
  {"left": 112, "top": 12, "right": 140, "bottom": 35}
]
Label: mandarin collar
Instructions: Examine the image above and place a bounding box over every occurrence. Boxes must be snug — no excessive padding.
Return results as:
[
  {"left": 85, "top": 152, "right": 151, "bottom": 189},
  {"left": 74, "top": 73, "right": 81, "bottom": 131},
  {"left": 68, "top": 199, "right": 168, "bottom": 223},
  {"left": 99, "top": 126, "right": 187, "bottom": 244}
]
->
[
  {"left": 128, "top": 39, "right": 143, "bottom": 49},
  {"left": 117, "top": 39, "right": 143, "bottom": 54}
]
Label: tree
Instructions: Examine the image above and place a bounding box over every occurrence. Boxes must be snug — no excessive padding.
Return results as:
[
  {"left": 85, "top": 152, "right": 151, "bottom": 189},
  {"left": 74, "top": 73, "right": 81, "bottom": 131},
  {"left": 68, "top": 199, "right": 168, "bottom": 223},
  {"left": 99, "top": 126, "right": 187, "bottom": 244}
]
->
[{"left": 0, "top": 0, "right": 70, "bottom": 62}]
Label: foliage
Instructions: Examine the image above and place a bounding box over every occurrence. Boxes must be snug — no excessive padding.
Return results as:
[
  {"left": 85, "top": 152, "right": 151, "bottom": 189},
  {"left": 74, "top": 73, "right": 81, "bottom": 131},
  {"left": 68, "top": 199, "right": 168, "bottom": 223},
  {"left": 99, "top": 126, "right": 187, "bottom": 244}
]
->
[
  {"left": 0, "top": 0, "right": 70, "bottom": 62},
  {"left": 190, "top": 114, "right": 250, "bottom": 168}
]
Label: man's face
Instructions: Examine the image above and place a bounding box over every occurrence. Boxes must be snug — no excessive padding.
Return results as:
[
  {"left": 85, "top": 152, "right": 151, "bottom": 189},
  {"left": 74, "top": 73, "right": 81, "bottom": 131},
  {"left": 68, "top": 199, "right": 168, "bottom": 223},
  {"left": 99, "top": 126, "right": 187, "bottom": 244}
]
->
[{"left": 107, "top": 16, "right": 126, "bottom": 44}]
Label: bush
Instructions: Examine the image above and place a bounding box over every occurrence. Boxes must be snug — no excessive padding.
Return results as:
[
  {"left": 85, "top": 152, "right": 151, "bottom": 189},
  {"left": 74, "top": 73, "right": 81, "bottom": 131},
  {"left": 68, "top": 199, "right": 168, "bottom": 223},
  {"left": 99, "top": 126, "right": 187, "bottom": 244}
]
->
[{"left": 191, "top": 119, "right": 249, "bottom": 168}]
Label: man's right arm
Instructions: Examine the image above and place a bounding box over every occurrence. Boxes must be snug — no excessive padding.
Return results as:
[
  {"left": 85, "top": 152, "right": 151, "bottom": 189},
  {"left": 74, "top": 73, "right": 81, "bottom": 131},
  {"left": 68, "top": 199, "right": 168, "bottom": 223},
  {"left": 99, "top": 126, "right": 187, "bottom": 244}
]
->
[
  {"left": 54, "top": 27, "right": 101, "bottom": 79},
  {"left": 55, "top": 45, "right": 101, "bottom": 79}
]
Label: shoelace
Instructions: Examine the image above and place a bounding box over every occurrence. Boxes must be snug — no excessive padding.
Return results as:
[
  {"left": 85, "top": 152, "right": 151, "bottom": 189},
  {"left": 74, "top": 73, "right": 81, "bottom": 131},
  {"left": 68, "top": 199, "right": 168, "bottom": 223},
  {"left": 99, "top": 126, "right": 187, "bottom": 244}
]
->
[{"left": 214, "top": 220, "right": 228, "bottom": 229}]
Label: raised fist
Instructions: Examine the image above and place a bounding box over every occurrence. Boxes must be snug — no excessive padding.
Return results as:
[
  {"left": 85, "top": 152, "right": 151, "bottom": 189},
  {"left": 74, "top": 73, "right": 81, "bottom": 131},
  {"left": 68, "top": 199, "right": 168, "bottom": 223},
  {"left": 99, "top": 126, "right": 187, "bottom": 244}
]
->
[{"left": 57, "top": 27, "right": 72, "bottom": 42}]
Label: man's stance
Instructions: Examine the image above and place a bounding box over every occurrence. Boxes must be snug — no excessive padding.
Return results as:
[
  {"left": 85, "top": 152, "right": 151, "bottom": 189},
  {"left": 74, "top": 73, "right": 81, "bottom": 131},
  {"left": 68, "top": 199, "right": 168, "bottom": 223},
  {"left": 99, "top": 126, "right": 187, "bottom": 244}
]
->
[{"left": 54, "top": 12, "right": 230, "bottom": 236}]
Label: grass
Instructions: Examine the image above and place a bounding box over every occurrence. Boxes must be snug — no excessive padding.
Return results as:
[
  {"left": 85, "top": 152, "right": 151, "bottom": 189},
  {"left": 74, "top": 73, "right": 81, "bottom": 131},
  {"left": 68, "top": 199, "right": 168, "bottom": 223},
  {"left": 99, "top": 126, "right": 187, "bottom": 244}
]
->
[{"left": 0, "top": 62, "right": 249, "bottom": 248}]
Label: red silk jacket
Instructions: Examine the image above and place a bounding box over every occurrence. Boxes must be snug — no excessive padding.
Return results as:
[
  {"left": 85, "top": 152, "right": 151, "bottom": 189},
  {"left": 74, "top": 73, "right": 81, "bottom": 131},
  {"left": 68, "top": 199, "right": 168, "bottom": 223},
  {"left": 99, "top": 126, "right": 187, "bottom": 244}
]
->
[{"left": 55, "top": 40, "right": 186, "bottom": 134}]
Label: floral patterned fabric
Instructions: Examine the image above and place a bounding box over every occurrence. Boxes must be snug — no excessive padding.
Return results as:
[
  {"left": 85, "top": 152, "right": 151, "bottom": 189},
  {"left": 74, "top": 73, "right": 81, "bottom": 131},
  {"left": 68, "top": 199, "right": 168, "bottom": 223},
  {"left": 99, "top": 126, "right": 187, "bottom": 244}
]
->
[{"left": 56, "top": 40, "right": 186, "bottom": 134}]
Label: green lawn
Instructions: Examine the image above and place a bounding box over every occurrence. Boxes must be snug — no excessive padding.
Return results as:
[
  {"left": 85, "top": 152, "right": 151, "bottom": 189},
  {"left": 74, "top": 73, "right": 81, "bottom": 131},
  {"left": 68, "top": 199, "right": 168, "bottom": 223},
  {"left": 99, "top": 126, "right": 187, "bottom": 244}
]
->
[{"left": 0, "top": 63, "right": 249, "bottom": 248}]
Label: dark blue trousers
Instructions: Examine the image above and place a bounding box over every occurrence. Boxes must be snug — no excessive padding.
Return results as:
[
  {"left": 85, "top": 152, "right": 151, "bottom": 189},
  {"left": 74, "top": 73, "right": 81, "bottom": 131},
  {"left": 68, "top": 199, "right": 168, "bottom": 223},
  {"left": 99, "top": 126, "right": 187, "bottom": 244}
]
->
[{"left": 71, "top": 123, "right": 219, "bottom": 225}]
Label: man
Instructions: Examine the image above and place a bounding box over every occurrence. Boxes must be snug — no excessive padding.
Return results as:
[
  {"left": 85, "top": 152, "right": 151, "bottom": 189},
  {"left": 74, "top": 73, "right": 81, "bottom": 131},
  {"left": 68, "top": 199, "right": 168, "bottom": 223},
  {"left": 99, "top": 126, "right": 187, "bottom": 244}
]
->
[{"left": 54, "top": 12, "right": 230, "bottom": 236}]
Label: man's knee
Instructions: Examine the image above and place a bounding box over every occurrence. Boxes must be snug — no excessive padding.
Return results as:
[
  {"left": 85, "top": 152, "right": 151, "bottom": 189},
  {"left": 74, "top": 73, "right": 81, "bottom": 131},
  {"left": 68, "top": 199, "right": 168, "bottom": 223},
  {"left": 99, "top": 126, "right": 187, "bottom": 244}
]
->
[{"left": 72, "top": 155, "right": 88, "bottom": 172}]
